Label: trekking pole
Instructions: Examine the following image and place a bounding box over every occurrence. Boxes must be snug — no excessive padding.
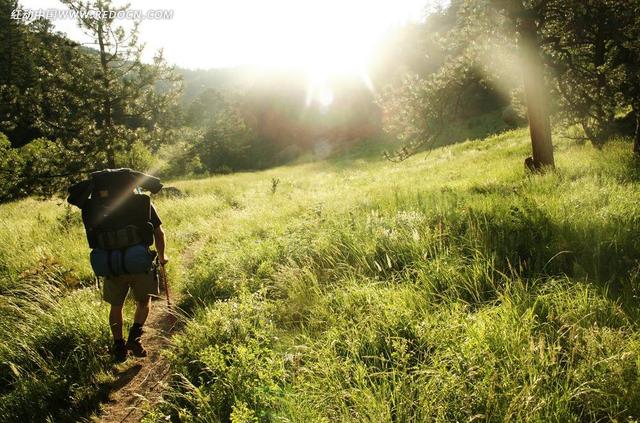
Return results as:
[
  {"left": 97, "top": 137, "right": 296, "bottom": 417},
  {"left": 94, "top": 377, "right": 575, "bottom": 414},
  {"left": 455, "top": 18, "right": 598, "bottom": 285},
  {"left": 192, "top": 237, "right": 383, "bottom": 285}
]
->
[
  {"left": 156, "top": 258, "right": 176, "bottom": 331},
  {"left": 157, "top": 258, "right": 171, "bottom": 308}
]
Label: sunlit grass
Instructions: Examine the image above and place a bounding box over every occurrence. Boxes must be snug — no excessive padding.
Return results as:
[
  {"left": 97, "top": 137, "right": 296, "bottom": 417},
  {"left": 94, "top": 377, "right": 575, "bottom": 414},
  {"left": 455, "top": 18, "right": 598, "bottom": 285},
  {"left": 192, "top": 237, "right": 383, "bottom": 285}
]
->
[
  {"left": 3, "top": 128, "right": 640, "bottom": 421},
  {"left": 157, "top": 130, "right": 640, "bottom": 421}
]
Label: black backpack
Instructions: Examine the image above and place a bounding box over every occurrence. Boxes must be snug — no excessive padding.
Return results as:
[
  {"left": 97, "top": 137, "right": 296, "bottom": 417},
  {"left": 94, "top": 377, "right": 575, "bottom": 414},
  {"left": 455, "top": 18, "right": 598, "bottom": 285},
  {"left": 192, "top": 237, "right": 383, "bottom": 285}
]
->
[{"left": 67, "top": 169, "right": 163, "bottom": 276}]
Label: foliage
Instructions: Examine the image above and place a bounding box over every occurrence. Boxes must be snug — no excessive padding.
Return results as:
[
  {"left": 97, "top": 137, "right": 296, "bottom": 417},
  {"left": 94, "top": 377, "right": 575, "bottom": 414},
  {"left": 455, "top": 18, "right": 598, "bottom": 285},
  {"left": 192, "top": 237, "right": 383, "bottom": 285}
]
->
[
  {"left": 376, "top": 1, "right": 514, "bottom": 161},
  {"left": 2, "top": 0, "right": 640, "bottom": 420},
  {"left": 378, "top": 56, "right": 507, "bottom": 160},
  {"left": 0, "top": 1, "right": 89, "bottom": 147},
  {"left": 155, "top": 127, "right": 207, "bottom": 178},
  {"left": 539, "top": 0, "right": 640, "bottom": 146},
  {"left": 59, "top": 0, "right": 183, "bottom": 166},
  {"left": 0, "top": 198, "right": 111, "bottom": 421},
  {"left": 114, "top": 140, "right": 155, "bottom": 173},
  {"left": 379, "top": 0, "right": 640, "bottom": 159},
  {"left": 0, "top": 0, "right": 183, "bottom": 200},
  {"left": 188, "top": 91, "right": 257, "bottom": 173},
  {"left": 0, "top": 282, "right": 113, "bottom": 422},
  {"left": 0, "top": 134, "right": 79, "bottom": 200}
]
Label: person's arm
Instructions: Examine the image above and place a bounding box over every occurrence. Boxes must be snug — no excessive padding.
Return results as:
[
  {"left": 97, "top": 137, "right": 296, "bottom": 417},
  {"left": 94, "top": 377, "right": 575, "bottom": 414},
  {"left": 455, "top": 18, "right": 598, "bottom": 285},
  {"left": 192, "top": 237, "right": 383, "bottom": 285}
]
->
[{"left": 154, "top": 226, "right": 168, "bottom": 264}]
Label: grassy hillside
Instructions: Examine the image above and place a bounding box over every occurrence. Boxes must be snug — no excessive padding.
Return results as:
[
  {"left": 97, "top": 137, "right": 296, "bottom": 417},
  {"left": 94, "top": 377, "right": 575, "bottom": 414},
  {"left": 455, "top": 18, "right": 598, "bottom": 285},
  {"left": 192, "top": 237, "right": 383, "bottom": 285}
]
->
[{"left": 2, "top": 128, "right": 640, "bottom": 421}]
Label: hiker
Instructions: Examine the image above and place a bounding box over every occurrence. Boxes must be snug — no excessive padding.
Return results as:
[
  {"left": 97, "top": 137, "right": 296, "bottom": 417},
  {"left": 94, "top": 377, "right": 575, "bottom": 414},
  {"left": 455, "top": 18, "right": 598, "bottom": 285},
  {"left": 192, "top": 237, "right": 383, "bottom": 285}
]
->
[{"left": 68, "top": 168, "right": 168, "bottom": 362}]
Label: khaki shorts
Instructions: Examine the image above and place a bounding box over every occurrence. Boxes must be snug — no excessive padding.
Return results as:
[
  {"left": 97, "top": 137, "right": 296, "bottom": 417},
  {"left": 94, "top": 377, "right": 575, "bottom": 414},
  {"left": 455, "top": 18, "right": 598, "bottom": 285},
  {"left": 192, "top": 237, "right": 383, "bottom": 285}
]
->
[{"left": 103, "top": 270, "right": 159, "bottom": 306}]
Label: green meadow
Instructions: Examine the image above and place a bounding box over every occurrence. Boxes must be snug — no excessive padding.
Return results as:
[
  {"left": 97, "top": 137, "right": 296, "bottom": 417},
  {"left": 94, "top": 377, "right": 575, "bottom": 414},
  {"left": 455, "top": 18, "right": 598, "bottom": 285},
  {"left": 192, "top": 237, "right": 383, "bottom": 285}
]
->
[{"left": 2, "top": 128, "right": 640, "bottom": 421}]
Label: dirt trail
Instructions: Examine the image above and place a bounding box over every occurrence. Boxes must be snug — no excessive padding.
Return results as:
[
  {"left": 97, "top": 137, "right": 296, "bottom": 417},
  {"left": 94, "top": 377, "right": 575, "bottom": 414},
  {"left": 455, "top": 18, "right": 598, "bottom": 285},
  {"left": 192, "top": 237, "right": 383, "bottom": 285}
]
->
[{"left": 97, "top": 295, "right": 176, "bottom": 423}]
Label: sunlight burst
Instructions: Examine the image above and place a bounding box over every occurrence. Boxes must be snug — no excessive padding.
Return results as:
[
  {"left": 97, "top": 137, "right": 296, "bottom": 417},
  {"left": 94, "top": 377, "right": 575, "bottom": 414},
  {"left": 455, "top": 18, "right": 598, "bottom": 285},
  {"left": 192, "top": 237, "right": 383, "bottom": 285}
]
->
[{"left": 32, "top": 0, "right": 431, "bottom": 107}]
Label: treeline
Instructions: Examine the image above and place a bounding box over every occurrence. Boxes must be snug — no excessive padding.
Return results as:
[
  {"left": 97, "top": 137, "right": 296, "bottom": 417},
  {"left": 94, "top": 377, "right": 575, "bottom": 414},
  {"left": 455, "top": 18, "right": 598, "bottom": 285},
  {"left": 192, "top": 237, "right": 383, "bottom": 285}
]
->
[
  {"left": 0, "top": 0, "right": 384, "bottom": 201},
  {"left": 0, "top": 0, "right": 514, "bottom": 201},
  {"left": 1, "top": 0, "right": 519, "bottom": 202},
  {"left": 0, "top": 0, "right": 390, "bottom": 200},
  {"left": 4, "top": 0, "right": 638, "bottom": 200},
  {"left": 164, "top": 71, "right": 381, "bottom": 176}
]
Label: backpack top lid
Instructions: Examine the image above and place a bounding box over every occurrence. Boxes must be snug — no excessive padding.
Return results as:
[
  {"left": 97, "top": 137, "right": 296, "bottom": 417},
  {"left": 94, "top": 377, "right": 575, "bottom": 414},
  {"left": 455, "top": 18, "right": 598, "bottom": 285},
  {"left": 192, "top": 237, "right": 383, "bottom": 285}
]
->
[
  {"left": 67, "top": 168, "right": 163, "bottom": 208},
  {"left": 91, "top": 168, "right": 137, "bottom": 201}
]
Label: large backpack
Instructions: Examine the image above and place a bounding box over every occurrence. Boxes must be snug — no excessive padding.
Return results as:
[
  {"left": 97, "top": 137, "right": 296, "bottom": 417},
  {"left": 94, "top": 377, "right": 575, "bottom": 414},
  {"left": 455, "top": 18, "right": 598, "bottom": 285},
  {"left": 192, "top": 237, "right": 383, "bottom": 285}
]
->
[{"left": 67, "top": 168, "right": 163, "bottom": 277}]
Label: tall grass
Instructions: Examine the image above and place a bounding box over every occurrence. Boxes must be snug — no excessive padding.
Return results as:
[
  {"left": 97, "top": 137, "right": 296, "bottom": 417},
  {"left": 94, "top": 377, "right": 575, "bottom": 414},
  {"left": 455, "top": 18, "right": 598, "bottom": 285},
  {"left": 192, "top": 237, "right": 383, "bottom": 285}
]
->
[
  {"left": 0, "top": 184, "right": 200, "bottom": 420},
  {"left": 150, "top": 130, "right": 640, "bottom": 422},
  {"left": 0, "top": 269, "right": 112, "bottom": 421}
]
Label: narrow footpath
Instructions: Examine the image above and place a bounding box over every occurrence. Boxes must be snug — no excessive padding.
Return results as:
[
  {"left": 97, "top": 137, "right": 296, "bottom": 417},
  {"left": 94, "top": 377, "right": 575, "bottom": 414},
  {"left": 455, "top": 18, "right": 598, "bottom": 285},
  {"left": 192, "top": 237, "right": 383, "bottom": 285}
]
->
[{"left": 97, "top": 295, "right": 176, "bottom": 423}]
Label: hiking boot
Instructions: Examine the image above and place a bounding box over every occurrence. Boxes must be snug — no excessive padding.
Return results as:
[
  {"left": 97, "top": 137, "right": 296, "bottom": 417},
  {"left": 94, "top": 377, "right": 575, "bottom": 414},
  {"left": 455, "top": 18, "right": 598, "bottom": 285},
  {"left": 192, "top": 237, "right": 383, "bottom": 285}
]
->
[
  {"left": 126, "top": 338, "right": 148, "bottom": 357},
  {"left": 126, "top": 323, "right": 148, "bottom": 358},
  {"left": 113, "top": 339, "right": 128, "bottom": 362}
]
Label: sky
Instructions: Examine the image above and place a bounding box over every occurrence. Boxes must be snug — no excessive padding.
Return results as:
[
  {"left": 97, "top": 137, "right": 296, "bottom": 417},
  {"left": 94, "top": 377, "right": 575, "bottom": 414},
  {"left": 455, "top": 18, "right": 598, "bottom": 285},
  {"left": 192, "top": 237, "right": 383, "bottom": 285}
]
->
[{"left": 19, "top": 0, "right": 433, "bottom": 72}]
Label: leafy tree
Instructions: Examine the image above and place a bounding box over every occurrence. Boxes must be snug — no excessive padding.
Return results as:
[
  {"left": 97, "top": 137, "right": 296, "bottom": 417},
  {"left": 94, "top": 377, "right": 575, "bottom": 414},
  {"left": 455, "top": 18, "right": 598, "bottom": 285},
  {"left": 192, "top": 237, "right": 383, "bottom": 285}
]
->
[
  {"left": 194, "top": 105, "right": 255, "bottom": 173},
  {"left": 539, "top": 0, "right": 640, "bottom": 147},
  {"left": 186, "top": 88, "right": 228, "bottom": 129},
  {"left": 379, "top": 0, "right": 555, "bottom": 168},
  {"left": 155, "top": 127, "right": 205, "bottom": 177},
  {"left": 61, "top": 0, "right": 182, "bottom": 167},
  {"left": 0, "top": 3, "right": 94, "bottom": 149},
  {"left": 378, "top": 55, "right": 494, "bottom": 161},
  {"left": 182, "top": 88, "right": 254, "bottom": 173},
  {"left": 0, "top": 132, "right": 21, "bottom": 199},
  {"left": 0, "top": 12, "right": 104, "bottom": 197},
  {"left": 0, "top": 133, "right": 73, "bottom": 200},
  {"left": 381, "top": 0, "right": 640, "bottom": 165},
  {"left": 494, "top": 0, "right": 640, "bottom": 153},
  {"left": 448, "top": 0, "right": 556, "bottom": 168},
  {"left": 0, "top": 0, "right": 182, "bottom": 200}
]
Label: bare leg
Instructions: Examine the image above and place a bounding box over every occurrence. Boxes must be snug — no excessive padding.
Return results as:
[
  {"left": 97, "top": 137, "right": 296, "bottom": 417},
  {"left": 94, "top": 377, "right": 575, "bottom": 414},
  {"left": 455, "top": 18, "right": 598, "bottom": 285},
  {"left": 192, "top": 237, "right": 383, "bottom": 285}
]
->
[
  {"left": 109, "top": 305, "right": 124, "bottom": 340},
  {"left": 134, "top": 297, "right": 151, "bottom": 325},
  {"left": 127, "top": 297, "right": 151, "bottom": 357}
]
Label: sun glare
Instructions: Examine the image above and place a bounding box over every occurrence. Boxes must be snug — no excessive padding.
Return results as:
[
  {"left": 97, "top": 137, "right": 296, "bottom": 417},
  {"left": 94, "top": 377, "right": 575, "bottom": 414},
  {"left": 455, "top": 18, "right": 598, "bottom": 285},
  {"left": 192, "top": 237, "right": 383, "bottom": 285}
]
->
[
  {"left": 306, "top": 72, "right": 336, "bottom": 110},
  {"left": 257, "top": 0, "right": 427, "bottom": 107},
  {"left": 27, "top": 0, "right": 430, "bottom": 106}
]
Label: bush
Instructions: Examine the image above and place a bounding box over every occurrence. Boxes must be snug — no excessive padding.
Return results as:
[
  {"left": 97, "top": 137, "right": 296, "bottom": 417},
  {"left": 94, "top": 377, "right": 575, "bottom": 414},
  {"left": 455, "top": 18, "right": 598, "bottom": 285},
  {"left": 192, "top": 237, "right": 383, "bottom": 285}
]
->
[
  {"left": 155, "top": 128, "right": 207, "bottom": 178},
  {"left": 0, "top": 137, "right": 72, "bottom": 201},
  {"left": 195, "top": 110, "right": 254, "bottom": 173},
  {"left": 165, "top": 295, "right": 284, "bottom": 421},
  {"left": 115, "top": 140, "right": 156, "bottom": 172}
]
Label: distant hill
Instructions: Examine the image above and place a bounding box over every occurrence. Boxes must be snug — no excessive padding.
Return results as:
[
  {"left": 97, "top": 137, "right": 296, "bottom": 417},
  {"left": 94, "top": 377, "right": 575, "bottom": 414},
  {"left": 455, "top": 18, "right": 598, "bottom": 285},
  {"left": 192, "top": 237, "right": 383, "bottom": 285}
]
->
[{"left": 177, "top": 65, "right": 262, "bottom": 104}]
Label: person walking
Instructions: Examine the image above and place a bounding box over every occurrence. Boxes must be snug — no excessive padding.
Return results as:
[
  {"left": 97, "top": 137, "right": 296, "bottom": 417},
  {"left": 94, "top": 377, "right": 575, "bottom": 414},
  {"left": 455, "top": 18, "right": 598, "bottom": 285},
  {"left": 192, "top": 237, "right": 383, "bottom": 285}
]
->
[{"left": 68, "top": 168, "right": 168, "bottom": 362}]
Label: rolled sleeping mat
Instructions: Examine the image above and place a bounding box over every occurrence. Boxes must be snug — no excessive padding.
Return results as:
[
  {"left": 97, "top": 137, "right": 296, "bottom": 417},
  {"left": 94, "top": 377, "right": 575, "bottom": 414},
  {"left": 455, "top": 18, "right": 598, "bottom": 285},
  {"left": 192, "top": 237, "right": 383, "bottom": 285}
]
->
[
  {"left": 90, "top": 168, "right": 163, "bottom": 194},
  {"left": 90, "top": 244, "right": 154, "bottom": 277},
  {"left": 131, "top": 170, "right": 163, "bottom": 194},
  {"left": 67, "top": 168, "right": 163, "bottom": 208},
  {"left": 67, "top": 179, "right": 93, "bottom": 208}
]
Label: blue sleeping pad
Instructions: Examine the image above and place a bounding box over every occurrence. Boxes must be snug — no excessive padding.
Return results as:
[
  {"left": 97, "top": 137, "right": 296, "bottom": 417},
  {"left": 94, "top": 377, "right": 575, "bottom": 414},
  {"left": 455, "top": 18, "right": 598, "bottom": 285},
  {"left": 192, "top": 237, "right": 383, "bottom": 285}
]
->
[{"left": 90, "top": 244, "right": 154, "bottom": 277}]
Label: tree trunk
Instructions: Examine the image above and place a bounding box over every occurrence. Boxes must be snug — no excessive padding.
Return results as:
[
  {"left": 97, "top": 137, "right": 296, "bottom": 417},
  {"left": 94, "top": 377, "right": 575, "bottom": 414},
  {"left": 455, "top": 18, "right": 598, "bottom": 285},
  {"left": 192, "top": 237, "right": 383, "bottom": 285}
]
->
[
  {"left": 519, "top": 17, "right": 555, "bottom": 170},
  {"left": 634, "top": 105, "right": 640, "bottom": 157},
  {"left": 97, "top": 20, "right": 116, "bottom": 168}
]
